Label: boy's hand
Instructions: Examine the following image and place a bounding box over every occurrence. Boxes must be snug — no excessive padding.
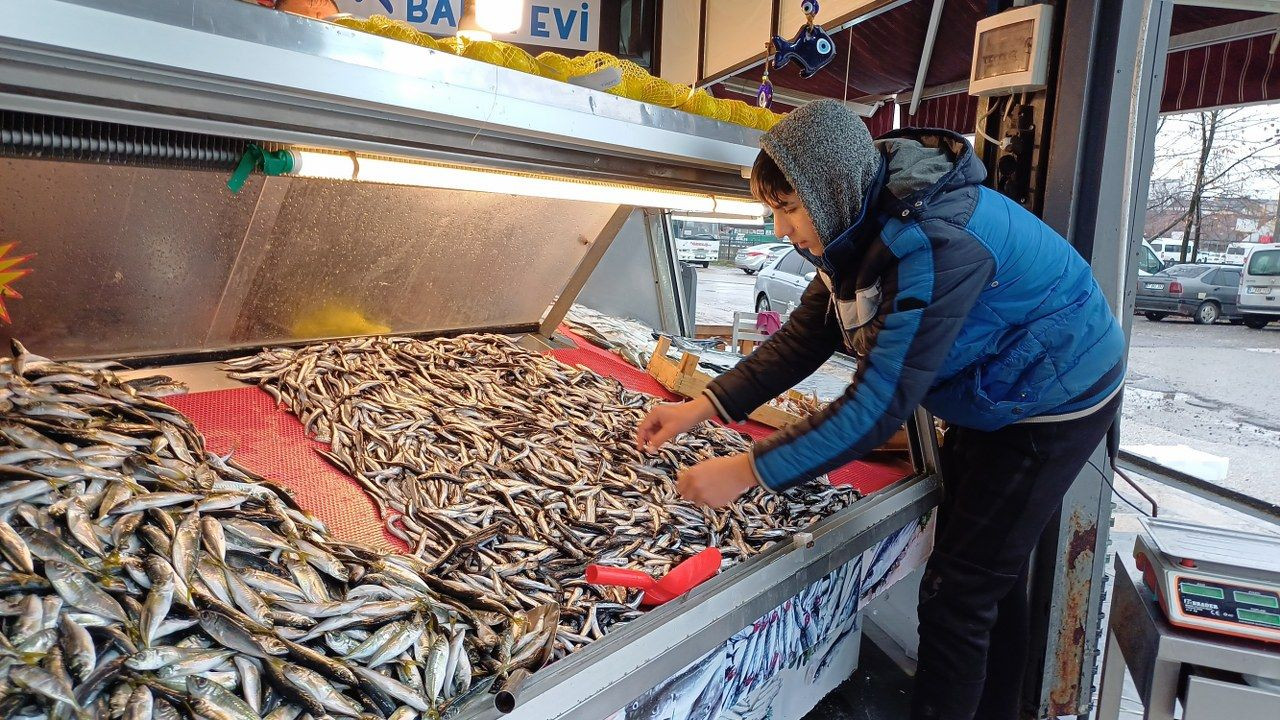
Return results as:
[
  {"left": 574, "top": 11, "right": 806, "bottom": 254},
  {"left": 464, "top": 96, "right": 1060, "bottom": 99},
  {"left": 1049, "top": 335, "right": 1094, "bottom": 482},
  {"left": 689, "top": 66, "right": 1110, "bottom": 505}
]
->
[
  {"left": 636, "top": 396, "right": 717, "bottom": 452},
  {"left": 677, "top": 454, "right": 759, "bottom": 508}
]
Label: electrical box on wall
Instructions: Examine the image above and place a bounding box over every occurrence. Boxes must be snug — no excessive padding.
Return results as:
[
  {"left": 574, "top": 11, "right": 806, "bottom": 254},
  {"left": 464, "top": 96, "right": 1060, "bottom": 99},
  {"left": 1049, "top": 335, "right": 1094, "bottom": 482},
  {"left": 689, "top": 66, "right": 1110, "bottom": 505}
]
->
[{"left": 969, "top": 4, "right": 1053, "bottom": 97}]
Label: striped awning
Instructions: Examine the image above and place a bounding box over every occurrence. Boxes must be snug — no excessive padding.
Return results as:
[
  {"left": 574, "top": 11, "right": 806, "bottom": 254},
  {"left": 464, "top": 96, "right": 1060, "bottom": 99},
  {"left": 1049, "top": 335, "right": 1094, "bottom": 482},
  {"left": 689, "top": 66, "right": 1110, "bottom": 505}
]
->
[
  {"left": 898, "top": 93, "right": 979, "bottom": 135},
  {"left": 864, "top": 101, "right": 896, "bottom": 138},
  {"left": 1163, "top": 34, "right": 1280, "bottom": 113},
  {"left": 719, "top": 3, "right": 1276, "bottom": 137}
]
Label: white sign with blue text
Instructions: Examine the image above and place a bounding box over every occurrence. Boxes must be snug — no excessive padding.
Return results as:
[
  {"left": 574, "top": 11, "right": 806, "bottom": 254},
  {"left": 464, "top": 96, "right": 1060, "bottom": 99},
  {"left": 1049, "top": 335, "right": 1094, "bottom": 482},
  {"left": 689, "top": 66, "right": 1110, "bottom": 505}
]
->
[{"left": 333, "top": 0, "right": 600, "bottom": 52}]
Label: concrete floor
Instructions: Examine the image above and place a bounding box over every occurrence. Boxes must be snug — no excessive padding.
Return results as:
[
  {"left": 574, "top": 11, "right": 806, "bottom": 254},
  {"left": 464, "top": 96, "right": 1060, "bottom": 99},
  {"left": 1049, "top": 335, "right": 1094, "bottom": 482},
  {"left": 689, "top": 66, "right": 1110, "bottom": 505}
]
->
[{"left": 801, "top": 637, "right": 914, "bottom": 720}]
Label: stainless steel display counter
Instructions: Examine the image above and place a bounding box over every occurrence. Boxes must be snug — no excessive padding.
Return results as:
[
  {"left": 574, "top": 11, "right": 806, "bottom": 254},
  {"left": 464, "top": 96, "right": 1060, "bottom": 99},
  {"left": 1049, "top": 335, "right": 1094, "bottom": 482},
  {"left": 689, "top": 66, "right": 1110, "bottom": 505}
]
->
[{"left": 0, "top": 3, "right": 943, "bottom": 717}]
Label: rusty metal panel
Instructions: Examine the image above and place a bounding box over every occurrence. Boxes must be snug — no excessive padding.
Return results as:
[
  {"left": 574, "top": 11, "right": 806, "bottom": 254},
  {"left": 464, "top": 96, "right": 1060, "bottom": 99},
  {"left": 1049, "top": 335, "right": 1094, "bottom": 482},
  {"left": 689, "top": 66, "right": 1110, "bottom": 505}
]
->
[
  {"left": 0, "top": 158, "right": 261, "bottom": 359},
  {"left": 1034, "top": 465, "right": 1109, "bottom": 717}
]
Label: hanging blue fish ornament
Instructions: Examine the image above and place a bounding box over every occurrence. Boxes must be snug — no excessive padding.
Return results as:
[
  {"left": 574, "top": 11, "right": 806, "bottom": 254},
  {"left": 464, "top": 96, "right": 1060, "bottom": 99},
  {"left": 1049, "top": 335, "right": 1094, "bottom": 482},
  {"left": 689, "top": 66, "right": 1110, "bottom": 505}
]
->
[{"left": 771, "top": 1, "right": 836, "bottom": 80}]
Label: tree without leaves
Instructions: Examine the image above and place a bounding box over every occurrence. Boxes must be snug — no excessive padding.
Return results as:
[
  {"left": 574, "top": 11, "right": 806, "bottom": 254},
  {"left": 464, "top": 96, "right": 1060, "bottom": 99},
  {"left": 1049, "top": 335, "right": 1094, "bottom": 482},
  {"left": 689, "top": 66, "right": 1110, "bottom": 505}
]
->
[{"left": 1145, "top": 107, "right": 1280, "bottom": 261}]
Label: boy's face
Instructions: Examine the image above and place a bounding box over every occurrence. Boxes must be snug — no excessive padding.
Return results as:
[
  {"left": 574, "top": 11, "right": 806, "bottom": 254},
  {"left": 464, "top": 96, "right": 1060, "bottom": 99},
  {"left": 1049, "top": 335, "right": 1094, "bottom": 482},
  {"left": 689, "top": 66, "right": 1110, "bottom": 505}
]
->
[{"left": 768, "top": 192, "right": 823, "bottom": 257}]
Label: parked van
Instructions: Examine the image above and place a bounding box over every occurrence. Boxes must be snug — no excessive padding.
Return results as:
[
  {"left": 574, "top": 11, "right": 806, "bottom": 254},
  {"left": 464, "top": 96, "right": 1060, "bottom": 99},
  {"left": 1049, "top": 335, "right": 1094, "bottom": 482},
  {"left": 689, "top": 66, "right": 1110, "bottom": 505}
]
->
[
  {"left": 675, "top": 234, "right": 721, "bottom": 268},
  {"left": 1226, "top": 241, "right": 1264, "bottom": 265},
  {"left": 1149, "top": 238, "right": 1187, "bottom": 264},
  {"left": 1239, "top": 244, "right": 1280, "bottom": 329},
  {"left": 1137, "top": 239, "right": 1164, "bottom": 277}
]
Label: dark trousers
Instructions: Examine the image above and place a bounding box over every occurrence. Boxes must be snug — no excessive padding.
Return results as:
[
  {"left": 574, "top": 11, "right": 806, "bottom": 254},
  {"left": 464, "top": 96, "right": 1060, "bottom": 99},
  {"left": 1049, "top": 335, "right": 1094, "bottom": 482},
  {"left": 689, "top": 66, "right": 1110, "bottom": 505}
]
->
[{"left": 910, "top": 395, "right": 1121, "bottom": 720}]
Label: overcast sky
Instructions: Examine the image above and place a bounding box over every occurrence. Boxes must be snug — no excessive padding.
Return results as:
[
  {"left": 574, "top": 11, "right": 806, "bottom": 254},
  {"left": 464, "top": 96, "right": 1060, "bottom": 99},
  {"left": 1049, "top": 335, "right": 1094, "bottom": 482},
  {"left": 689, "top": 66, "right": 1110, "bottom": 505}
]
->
[{"left": 1149, "top": 102, "right": 1280, "bottom": 204}]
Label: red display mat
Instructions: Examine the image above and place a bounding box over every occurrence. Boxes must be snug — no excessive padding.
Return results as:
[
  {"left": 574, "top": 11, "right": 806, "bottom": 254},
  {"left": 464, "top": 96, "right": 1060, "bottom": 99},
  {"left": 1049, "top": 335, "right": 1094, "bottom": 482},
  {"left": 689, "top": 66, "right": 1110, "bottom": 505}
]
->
[
  {"left": 166, "top": 388, "right": 405, "bottom": 553},
  {"left": 553, "top": 328, "right": 911, "bottom": 493},
  {"left": 166, "top": 330, "right": 910, "bottom": 550}
]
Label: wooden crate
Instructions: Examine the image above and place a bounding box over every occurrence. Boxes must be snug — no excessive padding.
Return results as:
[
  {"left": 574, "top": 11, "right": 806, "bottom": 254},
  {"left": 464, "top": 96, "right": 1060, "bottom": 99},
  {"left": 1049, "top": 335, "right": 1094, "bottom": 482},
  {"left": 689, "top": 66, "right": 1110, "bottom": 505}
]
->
[{"left": 647, "top": 337, "right": 912, "bottom": 452}]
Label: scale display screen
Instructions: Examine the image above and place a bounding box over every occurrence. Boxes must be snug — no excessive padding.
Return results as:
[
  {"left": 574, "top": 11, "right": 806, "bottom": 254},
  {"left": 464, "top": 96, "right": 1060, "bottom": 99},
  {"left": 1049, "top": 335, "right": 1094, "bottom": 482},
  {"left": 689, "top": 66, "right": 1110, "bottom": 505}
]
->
[
  {"left": 1235, "top": 591, "right": 1279, "bottom": 609},
  {"left": 1177, "top": 576, "right": 1280, "bottom": 631},
  {"left": 1181, "top": 582, "right": 1224, "bottom": 600},
  {"left": 1237, "top": 608, "right": 1280, "bottom": 627}
]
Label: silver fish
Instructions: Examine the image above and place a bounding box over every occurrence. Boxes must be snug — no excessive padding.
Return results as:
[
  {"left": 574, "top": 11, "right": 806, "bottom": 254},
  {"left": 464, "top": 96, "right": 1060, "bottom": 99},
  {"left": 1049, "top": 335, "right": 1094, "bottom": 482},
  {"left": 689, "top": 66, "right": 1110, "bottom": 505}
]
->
[
  {"left": 108, "top": 492, "right": 203, "bottom": 515},
  {"left": 234, "top": 655, "right": 263, "bottom": 713},
  {"left": 0, "top": 517, "right": 34, "bottom": 572},
  {"left": 10, "top": 664, "right": 81, "bottom": 710},
  {"left": 64, "top": 497, "right": 106, "bottom": 557},
  {"left": 186, "top": 675, "right": 260, "bottom": 720},
  {"left": 59, "top": 612, "right": 97, "bottom": 682},
  {"left": 141, "top": 566, "right": 176, "bottom": 647},
  {"left": 124, "top": 684, "right": 154, "bottom": 720},
  {"left": 201, "top": 516, "right": 228, "bottom": 563},
  {"left": 275, "top": 659, "right": 365, "bottom": 717},
  {"left": 171, "top": 511, "right": 202, "bottom": 585},
  {"left": 45, "top": 560, "right": 128, "bottom": 623},
  {"left": 350, "top": 664, "right": 431, "bottom": 712}
]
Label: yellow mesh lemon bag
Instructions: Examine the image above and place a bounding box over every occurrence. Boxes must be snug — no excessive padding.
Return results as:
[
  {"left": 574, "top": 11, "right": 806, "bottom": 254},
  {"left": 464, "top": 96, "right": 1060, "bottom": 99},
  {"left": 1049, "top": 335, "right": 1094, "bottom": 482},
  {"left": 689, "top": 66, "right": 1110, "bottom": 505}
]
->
[
  {"left": 535, "top": 52, "right": 573, "bottom": 82},
  {"left": 679, "top": 89, "right": 719, "bottom": 118},
  {"left": 493, "top": 41, "right": 541, "bottom": 76}
]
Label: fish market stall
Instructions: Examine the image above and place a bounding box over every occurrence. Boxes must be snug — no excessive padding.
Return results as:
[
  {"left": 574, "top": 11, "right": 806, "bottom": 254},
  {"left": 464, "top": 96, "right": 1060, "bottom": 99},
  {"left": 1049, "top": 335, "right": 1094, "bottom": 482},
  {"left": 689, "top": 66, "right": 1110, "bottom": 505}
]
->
[{"left": 0, "top": 2, "right": 941, "bottom": 719}]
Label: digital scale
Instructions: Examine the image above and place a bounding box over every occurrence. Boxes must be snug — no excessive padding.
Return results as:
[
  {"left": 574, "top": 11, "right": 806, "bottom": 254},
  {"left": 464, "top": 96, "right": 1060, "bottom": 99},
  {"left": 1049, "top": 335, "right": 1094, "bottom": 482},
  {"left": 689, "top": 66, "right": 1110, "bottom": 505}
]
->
[{"left": 1134, "top": 517, "right": 1280, "bottom": 644}]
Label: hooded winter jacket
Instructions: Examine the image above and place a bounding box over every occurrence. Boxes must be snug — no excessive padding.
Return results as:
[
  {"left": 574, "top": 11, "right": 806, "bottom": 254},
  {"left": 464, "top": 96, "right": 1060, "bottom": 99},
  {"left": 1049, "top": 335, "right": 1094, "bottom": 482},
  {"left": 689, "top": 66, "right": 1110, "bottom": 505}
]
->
[{"left": 704, "top": 107, "right": 1126, "bottom": 492}]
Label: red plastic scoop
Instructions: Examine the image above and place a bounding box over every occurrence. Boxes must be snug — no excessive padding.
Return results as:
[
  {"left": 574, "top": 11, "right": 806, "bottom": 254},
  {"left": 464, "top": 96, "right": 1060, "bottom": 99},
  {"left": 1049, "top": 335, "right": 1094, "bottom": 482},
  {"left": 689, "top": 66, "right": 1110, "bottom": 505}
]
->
[{"left": 586, "top": 547, "right": 723, "bottom": 606}]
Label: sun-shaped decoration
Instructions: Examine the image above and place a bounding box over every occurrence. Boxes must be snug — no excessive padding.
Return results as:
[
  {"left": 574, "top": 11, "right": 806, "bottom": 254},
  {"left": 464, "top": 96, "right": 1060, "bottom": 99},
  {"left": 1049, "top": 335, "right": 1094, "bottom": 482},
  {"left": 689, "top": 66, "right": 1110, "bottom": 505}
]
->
[{"left": 0, "top": 242, "right": 34, "bottom": 324}]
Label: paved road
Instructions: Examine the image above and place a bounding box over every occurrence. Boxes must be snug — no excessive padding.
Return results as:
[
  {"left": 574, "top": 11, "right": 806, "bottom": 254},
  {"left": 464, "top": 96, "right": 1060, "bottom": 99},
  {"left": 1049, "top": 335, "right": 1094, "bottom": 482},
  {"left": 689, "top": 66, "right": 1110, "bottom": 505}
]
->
[
  {"left": 694, "top": 265, "right": 1280, "bottom": 504},
  {"left": 1123, "top": 315, "right": 1280, "bottom": 504},
  {"left": 694, "top": 264, "right": 759, "bottom": 325}
]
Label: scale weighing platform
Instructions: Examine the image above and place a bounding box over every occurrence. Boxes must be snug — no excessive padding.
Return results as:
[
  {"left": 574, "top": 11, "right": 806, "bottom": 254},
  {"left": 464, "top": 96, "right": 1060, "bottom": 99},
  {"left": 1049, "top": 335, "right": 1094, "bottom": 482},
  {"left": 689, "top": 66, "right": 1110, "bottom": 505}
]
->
[{"left": 1134, "top": 517, "right": 1280, "bottom": 644}]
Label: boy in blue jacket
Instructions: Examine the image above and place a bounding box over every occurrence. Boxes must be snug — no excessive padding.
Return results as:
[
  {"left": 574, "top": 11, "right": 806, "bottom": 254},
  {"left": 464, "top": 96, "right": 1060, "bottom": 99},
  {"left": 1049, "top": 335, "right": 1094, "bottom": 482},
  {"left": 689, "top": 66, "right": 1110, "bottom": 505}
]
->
[{"left": 637, "top": 99, "right": 1125, "bottom": 720}]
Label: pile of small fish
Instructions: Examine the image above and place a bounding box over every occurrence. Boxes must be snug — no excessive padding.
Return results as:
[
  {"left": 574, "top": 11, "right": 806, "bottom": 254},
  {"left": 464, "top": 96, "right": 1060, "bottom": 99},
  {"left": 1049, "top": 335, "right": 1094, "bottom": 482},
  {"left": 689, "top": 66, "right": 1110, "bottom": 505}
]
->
[
  {"left": 226, "top": 334, "right": 857, "bottom": 660},
  {"left": 0, "top": 340, "right": 550, "bottom": 719},
  {"left": 769, "top": 392, "right": 825, "bottom": 419}
]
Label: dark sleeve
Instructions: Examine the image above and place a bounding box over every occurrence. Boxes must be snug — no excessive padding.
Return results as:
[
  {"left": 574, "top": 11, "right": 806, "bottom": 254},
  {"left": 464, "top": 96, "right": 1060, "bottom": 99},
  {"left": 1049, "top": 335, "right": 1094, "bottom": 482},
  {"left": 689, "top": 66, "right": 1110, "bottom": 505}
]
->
[
  {"left": 751, "top": 224, "right": 994, "bottom": 491},
  {"left": 702, "top": 274, "right": 843, "bottom": 423}
]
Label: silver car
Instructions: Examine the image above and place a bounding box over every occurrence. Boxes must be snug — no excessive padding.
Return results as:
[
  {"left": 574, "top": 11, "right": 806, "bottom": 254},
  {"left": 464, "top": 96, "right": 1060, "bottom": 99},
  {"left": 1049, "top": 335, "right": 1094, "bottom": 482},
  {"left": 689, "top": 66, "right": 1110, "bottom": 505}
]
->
[
  {"left": 1135, "top": 263, "right": 1243, "bottom": 324},
  {"left": 733, "top": 243, "right": 791, "bottom": 275},
  {"left": 753, "top": 248, "right": 816, "bottom": 317}
]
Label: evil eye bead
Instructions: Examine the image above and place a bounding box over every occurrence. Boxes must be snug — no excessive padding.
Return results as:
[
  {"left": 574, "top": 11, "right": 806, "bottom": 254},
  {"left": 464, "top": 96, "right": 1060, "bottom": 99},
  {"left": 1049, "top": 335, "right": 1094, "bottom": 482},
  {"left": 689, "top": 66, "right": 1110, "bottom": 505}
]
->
[
  {"left": 757, "top": 82, "right": 774, "bottom": 108},
  {"left": 802, "top": 1, "right": 820, "bottom": 16},
  {"left": 815, "top": 38, "right": 832, "bottom": 54}
]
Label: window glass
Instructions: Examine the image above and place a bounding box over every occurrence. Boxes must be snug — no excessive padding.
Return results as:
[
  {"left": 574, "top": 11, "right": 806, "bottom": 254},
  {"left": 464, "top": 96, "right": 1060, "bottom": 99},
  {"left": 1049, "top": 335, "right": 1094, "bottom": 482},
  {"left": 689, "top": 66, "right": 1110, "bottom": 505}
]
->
[
  {"left": 1139, "top": 246, "right": 1163, "bottom": 274},
  {"left": 776, "top": 251, "right": 804, "bottom": 275},
  {"left": 1247, "top": 250, "right": 1280, "bottom": 276}
]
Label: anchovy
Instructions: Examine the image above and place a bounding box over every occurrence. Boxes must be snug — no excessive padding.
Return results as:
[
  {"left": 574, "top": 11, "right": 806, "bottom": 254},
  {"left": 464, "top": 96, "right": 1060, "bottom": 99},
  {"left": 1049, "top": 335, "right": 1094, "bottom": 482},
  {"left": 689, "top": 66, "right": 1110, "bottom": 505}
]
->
[{"left": 227, "top": 334, "right": 856, "bottom": 659}]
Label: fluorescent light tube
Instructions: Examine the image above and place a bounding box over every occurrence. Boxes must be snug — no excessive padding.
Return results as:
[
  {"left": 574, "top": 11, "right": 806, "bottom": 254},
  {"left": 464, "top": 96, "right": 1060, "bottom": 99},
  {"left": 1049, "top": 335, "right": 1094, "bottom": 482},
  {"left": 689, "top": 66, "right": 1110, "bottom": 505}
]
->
[{"left": 287, "top": 150, "right": 766, "bottom": 216}]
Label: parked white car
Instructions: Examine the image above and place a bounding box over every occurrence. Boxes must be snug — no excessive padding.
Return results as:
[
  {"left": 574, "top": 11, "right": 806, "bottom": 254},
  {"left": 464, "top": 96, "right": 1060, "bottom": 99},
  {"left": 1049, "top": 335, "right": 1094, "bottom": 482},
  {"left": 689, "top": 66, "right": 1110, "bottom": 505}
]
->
[
  {"left": 1239, "top": 244, "right": 1280, "bottom": 329},
  {"left": 733, "top": 243, "right": 791, "bottom": 275}
]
